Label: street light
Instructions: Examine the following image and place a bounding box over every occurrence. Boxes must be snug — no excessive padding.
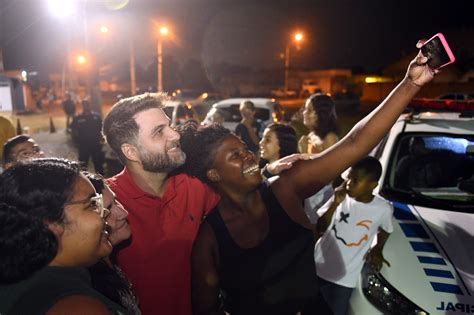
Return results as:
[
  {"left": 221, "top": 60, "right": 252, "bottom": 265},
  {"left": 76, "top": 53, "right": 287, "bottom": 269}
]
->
[
  {"left": 100, "top": 25, "right": 109, "bottom": 34},
  {"left": 157, "top": 26, "right": 169, "bottom": 92},
  {"left": 47, "top": 0, "right": 75, "bottom": 18},
  {"left": 76, "top": 54, "right": 87, "bottom": 65},
  {"left": 284, "top": 32, "right": 303, "bottom": 94}
]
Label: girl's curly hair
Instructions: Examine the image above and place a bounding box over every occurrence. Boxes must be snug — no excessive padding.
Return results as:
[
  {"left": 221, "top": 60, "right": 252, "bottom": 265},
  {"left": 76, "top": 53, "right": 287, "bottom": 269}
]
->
[{"left": 177, "top": 121, "right": 231, "bottom": 186}]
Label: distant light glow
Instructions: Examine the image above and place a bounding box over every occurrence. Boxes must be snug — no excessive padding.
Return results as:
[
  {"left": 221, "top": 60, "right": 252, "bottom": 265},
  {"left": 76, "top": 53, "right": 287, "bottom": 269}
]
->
[
  {"left": 77, "top": 55, "right": 87, "bottom": 64},
  {"left": 294, "top": 33, "right": 303, "bottom": 42},
  {"left": 48, "top": 0, "right": 74, "bottom": 18},
  {"left": 365, "top": 76, "right": 393, "bottom": 84},
  {"left": 100, "top": 26, "right": 109, "bottom": 34},
  {"left": 160, "top": 26, "right": 169, "bottom": 36},
  {"left": 21, "top": 71, "right": 27, "bottom": 82}
]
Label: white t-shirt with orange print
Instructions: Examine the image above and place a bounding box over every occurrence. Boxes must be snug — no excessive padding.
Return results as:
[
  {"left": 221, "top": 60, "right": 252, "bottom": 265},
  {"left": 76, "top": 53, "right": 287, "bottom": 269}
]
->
[{"left": 314, "top": 194, "right": 393, "bottom": 288}]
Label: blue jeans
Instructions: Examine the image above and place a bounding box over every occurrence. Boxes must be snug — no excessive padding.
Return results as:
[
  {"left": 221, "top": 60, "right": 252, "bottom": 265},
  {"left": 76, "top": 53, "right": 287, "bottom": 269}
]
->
[{"left": 317, "top": 276, "right": 354, "bottom": 315}]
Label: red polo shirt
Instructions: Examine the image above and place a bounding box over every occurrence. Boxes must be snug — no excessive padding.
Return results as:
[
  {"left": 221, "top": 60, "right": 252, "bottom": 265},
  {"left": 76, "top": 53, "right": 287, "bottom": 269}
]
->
[{"left": 107, "top": 168, "right": 219, "bottom": 315}]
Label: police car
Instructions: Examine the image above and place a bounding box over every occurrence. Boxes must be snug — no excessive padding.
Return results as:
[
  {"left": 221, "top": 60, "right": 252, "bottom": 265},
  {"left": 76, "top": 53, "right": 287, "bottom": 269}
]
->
[{"left": 349, "top": 100, "right": 474, "bottom": 314}]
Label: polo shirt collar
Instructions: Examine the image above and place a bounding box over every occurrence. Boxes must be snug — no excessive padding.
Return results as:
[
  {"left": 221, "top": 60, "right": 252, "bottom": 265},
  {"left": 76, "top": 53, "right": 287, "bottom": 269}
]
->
[{"left": 120, "top": 167, "right": 186, "bottom": 201}]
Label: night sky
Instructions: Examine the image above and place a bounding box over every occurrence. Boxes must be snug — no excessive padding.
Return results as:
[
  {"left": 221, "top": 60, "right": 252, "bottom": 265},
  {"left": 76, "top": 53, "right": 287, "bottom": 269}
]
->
[{"left": 1, "top": 0, "right": 472, "bottom": 78}]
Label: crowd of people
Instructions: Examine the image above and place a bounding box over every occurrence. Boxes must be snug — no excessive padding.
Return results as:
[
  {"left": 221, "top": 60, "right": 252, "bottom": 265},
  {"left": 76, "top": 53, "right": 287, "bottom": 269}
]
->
[{"left": 0, "top": 41, "right": 435, "bottom": 315}]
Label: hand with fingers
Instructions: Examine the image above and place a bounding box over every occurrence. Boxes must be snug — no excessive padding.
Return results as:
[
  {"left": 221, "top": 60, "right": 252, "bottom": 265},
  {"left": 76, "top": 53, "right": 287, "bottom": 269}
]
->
[
  {"left": 266, "top": 153, "right": 312, "bottom": 176},
  {"left": 406, "top": 40, "right": 437, "bottom": 88},
  {"left": 366, "top": 249, "right": 391, "bottom": 273}
]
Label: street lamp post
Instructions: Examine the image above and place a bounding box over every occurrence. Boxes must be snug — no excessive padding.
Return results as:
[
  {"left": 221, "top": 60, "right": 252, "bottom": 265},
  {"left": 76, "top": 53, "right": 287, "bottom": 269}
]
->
[
  {"left": 157, "top": 26, "right": 169, "bottom": 92},
  {"left": 284, "top": 32, "right": 303, "bottom": 94}
]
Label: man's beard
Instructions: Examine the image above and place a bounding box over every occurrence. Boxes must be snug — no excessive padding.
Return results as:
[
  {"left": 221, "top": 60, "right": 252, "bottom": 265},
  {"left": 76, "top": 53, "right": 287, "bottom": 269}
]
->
[{"left": 138, "top": 144, "right": 186, "bottom": 173}]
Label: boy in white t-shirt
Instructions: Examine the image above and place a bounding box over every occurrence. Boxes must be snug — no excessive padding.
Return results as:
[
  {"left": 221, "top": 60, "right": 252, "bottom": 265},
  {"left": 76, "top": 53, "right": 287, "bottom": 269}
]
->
[{"left": 314, "top": 156, "right": 393, "bottom": 315}]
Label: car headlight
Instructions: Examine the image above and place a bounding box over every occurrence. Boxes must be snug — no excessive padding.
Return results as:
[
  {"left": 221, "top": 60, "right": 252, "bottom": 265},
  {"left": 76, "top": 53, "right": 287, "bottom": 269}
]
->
[{"left": 362, "top": 265, "right": 428, "bottom": 314}]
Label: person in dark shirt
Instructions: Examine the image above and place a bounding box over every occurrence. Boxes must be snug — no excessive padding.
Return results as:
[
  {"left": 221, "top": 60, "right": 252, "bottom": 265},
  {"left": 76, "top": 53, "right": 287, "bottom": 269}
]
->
[
  {"left": 70, "top": 100, "right": 105, "bottom": 174},
  {"left": 62, "top": 92, "right": 76, "bottom": 132},
  {"left": 234, "top": 100, "right": 261, "bottom": 153}
]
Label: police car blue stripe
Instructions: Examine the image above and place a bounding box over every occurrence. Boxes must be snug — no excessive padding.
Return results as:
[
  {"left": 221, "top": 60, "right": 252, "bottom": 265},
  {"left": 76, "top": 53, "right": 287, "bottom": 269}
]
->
[
  {"left": 430, "top": 282, "right": 463, "bottom": 295},
  {"left": 393, "top": 202, "right": 417, "bottom": 221},
  {"left": 417, "top": 256, "right": 447, "bottom": 265},
  {"left": 424, "top": 268, "right": 454, "bottom": 279},
  {"left": 399, "top": 223, "right": 429, "bottom": 238},
  {"left": 410, "top": 241, "right": 439, "bottom": 253}
]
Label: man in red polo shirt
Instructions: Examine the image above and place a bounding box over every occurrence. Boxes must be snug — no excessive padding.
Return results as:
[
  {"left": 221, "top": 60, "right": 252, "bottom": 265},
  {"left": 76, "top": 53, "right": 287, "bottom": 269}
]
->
[{"left": 103, "top": 93, "right": 220, "bottom": 315}]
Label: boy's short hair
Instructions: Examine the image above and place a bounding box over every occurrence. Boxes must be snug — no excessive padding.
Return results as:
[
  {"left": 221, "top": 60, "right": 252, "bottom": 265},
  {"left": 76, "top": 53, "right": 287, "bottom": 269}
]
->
[
  {"left": 351, "top": 156, "right": 382, "bottom": 182},
  {"left": 3, "top": 135, "right": 31, "bottom": 164}
]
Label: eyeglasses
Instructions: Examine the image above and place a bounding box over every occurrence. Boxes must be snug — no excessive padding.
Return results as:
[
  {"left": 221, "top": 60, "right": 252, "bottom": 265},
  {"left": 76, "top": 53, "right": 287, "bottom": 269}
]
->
[{"left": 65, "top": 193, "right": 107, "bottom": 218}]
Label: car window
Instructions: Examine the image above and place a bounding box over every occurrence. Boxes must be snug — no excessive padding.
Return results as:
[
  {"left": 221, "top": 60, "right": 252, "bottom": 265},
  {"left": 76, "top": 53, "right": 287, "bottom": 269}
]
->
[
  {"left": 220, "top": 104, "right": 270, "bottom": 122},
  {"left": 439, "top": 94, "right": 455, "bottom": 100},
  {"left": 385, "top": 133, "right": 474, "bottom": 211},
  {"left": 176, "top": 105, "right": 194, "bottom": 121},
  {"left": 163, "top": 107, "right": 174, "bottom": 119}
]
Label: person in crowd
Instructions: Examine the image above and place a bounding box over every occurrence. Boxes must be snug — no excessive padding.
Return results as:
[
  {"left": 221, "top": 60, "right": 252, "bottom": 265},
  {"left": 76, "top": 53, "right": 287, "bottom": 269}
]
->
[
  {"left": 70, "top": 99, "right": 105, "bottom": 174},
  {"left": 178, "top": 42, "right": 433, "bottom": 315},
  {"left": 62, "top": 92, "right": 76, "bottom": 132},
  {"left": 298, "top": 93, "right": 341, "bottom": 222},
  {"left": 85, "top": 172, "right": 140, "bottom": 314},
  {"left": 314, "top": 156, "right": 393, "bottom": 315},
  {"left": 211, "top": 109, "right": 226, "bottom": 125},
  {"left": 235, "top": 100, "right": 261, "bottom": 153},
  {"left": 259, "top": 123, "right": 298, "bottom": 172},
  {"left": 259, "top": 123, "right": 326, "bottom": 225},
  {"left": 298, "top": 93, "right": 339, "bottom": 154},
  {"left": 102, "top": 93, "right": 220, "bottom": 315},
  {"left": 0, "top": 115, "right": 15, "bottom": 160},
  {"left": 0, "top": 158, "right": 126, "bottom": 314},
  {"left": 2, "top": 134, "right": 44, "bottom": 169}
]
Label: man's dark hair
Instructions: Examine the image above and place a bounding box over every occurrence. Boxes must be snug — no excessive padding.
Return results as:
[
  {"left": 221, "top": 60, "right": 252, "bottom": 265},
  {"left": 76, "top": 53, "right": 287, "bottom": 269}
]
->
[
  {"left": 0, "top": 158, "right": 81, "bottom": 284},
  {"left": 103, "top": 93, "right": 168, "bottom": 164},
  {"left": 352, "top": 156, "right": 382, "bottom": 182},
  {"left": 266, "top": 123, "right": 298, "bottom": 158},
  {"left": 3, "top": 135, "right": 32, "bottom": 164},
  {"left": 178, "top": 121, "right": 231, "bottom": 186}
]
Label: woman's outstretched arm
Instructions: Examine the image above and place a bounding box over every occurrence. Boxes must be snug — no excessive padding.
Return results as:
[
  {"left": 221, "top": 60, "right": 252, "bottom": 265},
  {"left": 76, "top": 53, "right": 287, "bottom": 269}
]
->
[{"left": 277, "top": 41, "right": 434, "bottom": 201}]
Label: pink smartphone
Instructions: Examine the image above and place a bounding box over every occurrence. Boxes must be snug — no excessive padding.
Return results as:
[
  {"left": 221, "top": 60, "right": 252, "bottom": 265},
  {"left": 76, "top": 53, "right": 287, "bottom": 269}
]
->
[{"left": 421, "top": 33, "right": 455, "bottom": 70}]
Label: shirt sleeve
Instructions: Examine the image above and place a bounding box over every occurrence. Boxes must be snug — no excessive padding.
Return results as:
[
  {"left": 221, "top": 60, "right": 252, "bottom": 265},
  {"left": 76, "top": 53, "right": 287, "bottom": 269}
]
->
[
  {"left": 316, "top": 195, "right": 335, "bottom": 218},
  {"left": 380, "top": 201, "right": 394, "bottom": 234}
]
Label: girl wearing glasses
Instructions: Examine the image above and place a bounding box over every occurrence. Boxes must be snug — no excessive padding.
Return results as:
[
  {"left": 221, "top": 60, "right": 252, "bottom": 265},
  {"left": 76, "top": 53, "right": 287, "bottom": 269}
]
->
[{"left": 0, "top": 158, "right": 126, "bottom": 315}]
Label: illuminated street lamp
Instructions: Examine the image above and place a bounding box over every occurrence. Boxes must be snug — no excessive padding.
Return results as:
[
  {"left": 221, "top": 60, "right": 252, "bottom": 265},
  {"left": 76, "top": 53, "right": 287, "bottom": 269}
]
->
[
  {"left": 284, "top": 32, "right": 303, "bottom": 94},
  {"left": 76, "top": 54, "right": 87, "bottom": 65},
  {"left": 48, "top": 0, "right": 76, "bottom": 95},
  {"left": 157, "top": 26, "right": 169, "bottom": 92},
  {"left": 100, "top": 25, "right": 109, "bottom": 34},
  {"left": 47, "top": 0, "right": 75, "bottom": 18}
]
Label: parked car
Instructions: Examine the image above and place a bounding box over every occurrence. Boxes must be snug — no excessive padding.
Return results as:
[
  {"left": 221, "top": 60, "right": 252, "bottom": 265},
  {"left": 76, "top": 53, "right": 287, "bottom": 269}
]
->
[
  {"left": 301, "top": 79, "right": 321, "bottom": 97},
  {"left": 348, "top": 100, "right": 474, "bottom": 314},
  {"left": 188, "top": 92, "right": 225, "bottom": 121},
  {"left": 270, "top": 88, "right": 297, "bottom": 98},
  {"left": 202, "top": 98, "right": 283, "bottom": 133},
  {"left": 163, "top": 100, "right": 198, "bottom": 127},
  {"left": 436, "top": 92, "right": 474, "bottom": 101}
]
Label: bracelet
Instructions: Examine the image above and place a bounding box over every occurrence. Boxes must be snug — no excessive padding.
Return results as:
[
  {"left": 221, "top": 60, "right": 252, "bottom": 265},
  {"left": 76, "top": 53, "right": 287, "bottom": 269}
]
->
[{"left": 261, "top": 165, "right": 274, "bottom": 179}]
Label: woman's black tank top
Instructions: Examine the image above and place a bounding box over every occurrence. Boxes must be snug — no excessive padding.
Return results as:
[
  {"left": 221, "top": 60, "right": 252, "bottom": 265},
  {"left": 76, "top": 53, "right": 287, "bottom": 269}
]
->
[{"left": 206, "top": 183, "right": 319, "bottom": 315}]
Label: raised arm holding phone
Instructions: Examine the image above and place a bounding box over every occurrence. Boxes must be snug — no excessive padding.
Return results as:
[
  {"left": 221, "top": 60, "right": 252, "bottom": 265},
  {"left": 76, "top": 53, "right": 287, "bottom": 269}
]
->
[{"left": 181, "top": 40, "right": 435, "bottom": 315}]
